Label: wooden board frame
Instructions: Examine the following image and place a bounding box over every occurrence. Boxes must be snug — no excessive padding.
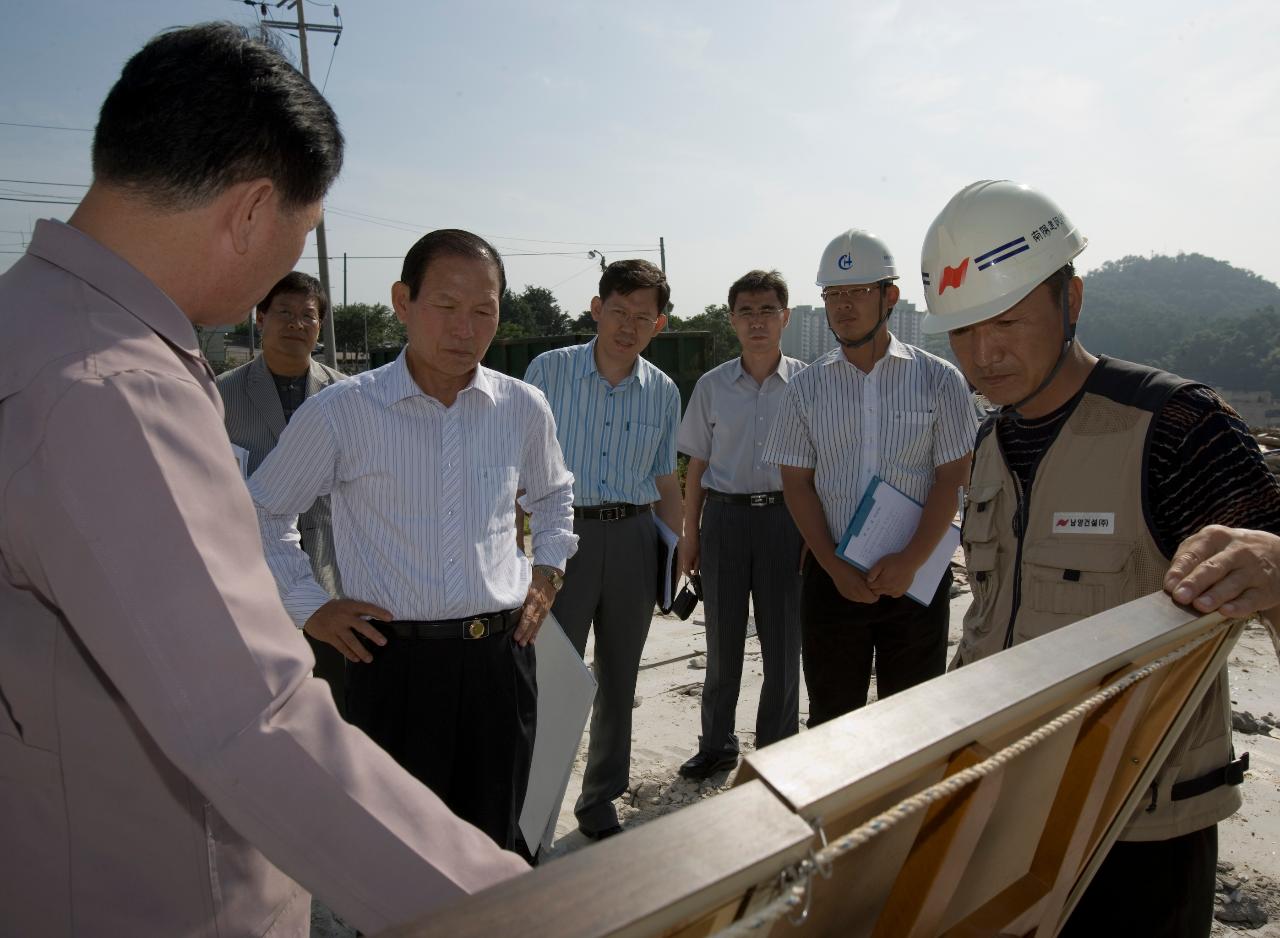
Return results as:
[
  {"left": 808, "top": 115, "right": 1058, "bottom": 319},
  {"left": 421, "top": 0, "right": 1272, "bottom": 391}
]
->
[{"left": 381, "top": 594, "right": 1241, "bottom": 938}]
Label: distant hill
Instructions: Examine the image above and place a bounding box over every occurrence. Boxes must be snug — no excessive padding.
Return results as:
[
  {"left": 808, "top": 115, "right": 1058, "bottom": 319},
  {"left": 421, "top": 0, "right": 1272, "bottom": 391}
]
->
[{"left": 924, "top": 253, "right": 1280, "bottom": 397}]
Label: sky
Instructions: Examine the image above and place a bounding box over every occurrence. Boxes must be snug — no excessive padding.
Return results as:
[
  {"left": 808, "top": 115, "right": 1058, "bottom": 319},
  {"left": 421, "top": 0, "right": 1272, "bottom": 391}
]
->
[{"left": 2, "top": 0, "right": 1278, "bottom": 320}]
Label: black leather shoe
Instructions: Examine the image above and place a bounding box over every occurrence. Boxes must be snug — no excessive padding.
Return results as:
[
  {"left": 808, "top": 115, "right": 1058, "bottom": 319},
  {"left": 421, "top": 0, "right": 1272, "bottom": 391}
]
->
[
  {"left": 579, "top": 823, "right": 623, "bottom": 841},
  {"left": 678, "top": 750, "right": 739, "bottom": 781}
]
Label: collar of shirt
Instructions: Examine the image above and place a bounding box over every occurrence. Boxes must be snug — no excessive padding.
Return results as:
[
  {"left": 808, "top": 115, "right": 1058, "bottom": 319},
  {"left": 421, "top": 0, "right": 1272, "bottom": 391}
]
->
[
  {"left": 820, "top": 331, "right": 914, "bottom": 373},
  {"left": 26, "top": 219, "right": 201, "bottom": 361},
  {"left": 373, "top": 349, "right": 498, "bottom": 409},
  {"left": 574, "top": 337, "right": 648, "bottom": 389},
  {"left": 730, "top": 354, "right": 799, "bottom": 388}
]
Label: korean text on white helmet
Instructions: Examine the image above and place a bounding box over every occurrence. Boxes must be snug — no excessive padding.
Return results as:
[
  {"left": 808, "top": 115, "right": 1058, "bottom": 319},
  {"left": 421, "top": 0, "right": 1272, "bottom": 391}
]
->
[
  {"left": 919, "top": 181, "right": 1087, "bottom": 334},
  {"left": 816, "top": 229, "right": 898, "bottom": 287}
]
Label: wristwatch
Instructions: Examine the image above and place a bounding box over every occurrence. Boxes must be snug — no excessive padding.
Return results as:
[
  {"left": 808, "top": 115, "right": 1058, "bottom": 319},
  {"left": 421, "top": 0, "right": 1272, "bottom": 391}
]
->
[{"left": 533, "top": 564, "right": 564, "bottom": 591}]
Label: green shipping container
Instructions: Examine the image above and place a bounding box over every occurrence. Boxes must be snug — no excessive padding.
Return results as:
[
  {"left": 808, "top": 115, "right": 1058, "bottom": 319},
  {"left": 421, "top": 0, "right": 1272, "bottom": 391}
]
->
[{"left": 369, "top": 332, "right": 712, "bottom": 410}]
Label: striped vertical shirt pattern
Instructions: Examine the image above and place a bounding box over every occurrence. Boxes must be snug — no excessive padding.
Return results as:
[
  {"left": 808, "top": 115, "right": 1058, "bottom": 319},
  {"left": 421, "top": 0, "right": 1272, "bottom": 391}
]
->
[
  {"left": 677, "top": 354, "right": 807, "bottom": 494},
  {"left": 250, "top": 351, "right": 577, "bottom": 626},
  {"left": 763, "top": 333, "right": 978, "bottom": 542},
  {"left": 524, "top": 338, "right": 681, "bottom": 506}
]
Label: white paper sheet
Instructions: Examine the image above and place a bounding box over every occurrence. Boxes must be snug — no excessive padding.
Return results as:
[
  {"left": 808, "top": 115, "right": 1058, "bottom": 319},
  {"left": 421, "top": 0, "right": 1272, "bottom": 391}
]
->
[
  {"left": 654, "top": 514, "right": 679, "bottom": 612},
  {"left": 518, "top": 612, "right": 597, "bottom": 852},
  {"left": 836, "top": 476, "right": 959, "bottom": 606}
]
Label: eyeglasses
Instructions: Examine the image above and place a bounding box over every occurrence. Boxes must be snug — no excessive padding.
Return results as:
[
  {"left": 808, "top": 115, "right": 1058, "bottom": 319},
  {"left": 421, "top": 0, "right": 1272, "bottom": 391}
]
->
[
  {"left": 606, "top": 308, "right": 659, "bottom": 329},
  {"left": 268, "top": 308, "right": 321, "bottom": 326},
  {"left": 821, "top": 285, "right": 880, "bottom": 307},
  {"left": 732, "top": 306, "right": 784, "bottom": 321}
]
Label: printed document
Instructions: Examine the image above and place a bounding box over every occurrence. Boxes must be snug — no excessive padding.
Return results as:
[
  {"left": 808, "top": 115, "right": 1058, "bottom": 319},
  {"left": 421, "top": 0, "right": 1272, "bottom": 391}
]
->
[{"left": 836, "top": 476, "right": 959, "bottom": 606}]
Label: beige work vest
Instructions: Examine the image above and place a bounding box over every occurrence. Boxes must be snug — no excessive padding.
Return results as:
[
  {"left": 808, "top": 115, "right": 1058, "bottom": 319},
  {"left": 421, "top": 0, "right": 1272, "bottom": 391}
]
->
[{"left": 956, "top": 358, "right": 1240, "bottom": 841}]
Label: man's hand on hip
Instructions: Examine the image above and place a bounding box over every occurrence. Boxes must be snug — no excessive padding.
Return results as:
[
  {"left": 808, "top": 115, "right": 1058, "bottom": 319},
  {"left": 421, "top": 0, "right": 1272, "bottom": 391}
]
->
[
  {"left": 515, "top": 570, "right": 559, "bottom": 646},
  {"left": 303, "top": 599, "right": 391, "bottom": 664}
]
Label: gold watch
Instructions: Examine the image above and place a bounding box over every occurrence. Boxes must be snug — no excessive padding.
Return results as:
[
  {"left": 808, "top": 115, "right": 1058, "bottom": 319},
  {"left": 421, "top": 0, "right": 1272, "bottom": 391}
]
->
[{"left": 533, "top": 564, "right": 564, "bottom": 591}]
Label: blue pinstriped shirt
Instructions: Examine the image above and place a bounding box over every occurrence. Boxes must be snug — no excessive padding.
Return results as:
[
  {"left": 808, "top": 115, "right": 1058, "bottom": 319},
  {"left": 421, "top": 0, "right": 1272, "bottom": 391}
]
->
[
  {"left": 763, "top": 334, "right": 977, "bottom": 542},
  {"left": 524, "top": 339, "right": 681, "bottom": 506},
  {"left": 249, "top": 351, "right": 577, "bottom": 626}
]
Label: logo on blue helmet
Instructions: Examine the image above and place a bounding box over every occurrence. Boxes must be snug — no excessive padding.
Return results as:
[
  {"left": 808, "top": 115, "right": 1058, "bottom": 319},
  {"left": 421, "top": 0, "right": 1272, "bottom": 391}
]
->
[{"left": 837, "top": 253, "right": 853, "bottom": 270}]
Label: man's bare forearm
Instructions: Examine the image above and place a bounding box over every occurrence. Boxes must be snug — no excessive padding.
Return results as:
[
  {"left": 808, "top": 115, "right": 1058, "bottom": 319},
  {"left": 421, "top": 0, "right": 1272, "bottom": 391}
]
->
[
  {"left": 780, "top": 467, "right": 838, "bottom": 571},
  {"left": 682, "top": 458, "right": 708, "bottom": 538},
  {"left": 901, "top": 455, "right": 969, "bottom": 566}
]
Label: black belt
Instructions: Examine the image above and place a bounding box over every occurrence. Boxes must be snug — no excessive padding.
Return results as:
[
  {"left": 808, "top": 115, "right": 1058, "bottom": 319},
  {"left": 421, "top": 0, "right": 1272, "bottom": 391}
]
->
[
  {"left": 573, "top": 503, "right": 651, "bottom": 522},
  {"left": 1170, "top": 753, "right": 1249, "bottom": 802},
  {"left": 371, "top": 608, "right": 520, "bottom": 641},
  {"left": 705, "top": 489, "right": 784, "bottom": 507}
]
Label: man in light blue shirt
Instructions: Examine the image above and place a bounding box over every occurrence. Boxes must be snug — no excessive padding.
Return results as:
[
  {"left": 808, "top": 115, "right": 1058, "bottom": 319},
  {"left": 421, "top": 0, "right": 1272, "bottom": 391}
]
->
[
  {"left": 676, "top": 270, "right": 806, "bottom": 781},
  {"left": 252, "top": 230, "right": 576, "bottom": 860},
  {"left": 524, "top": 259, "right": 682, "bottom": 840}
]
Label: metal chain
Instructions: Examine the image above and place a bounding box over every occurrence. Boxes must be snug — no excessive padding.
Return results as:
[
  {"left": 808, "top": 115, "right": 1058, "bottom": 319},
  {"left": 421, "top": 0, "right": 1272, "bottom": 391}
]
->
[{"left": 708, "top": 622, "right": 1229, "bottom": 937}]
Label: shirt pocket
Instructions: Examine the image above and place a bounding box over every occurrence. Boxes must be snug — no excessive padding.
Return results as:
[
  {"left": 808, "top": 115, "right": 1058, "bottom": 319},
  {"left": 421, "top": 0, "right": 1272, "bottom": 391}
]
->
[
  {"left": 1021, "top": 539, "right": 1136, "bottom": 633},
  {"left": 889, "top": 409, "right": 935, "bottom": 466},
  {"left": 471, "top": 464, "right": 520, "bottom": 533},
  {"left": 623, "top": 421, "right": 664, "bottom": 477}
]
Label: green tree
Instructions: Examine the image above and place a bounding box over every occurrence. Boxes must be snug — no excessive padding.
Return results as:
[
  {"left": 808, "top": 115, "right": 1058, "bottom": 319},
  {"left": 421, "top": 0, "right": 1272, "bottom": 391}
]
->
[
  {"left": 331, "top": 303, "right": 405, "bottom": 356},
  {"left": 500, "top": 285, "right": 571, "bottom": 338}
]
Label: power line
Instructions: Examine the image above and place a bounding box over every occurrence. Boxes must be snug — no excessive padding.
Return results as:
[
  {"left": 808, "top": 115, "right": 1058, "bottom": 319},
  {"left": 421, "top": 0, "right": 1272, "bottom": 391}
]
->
[
  {"left": 0, "top": 120, "right": 92, "bottom": 132},
  {"left": 0, "top": 196, "right": 78, "bottom": 205},
  {"left": 0, "top": 178, "right": 88, "bottom": 188}
]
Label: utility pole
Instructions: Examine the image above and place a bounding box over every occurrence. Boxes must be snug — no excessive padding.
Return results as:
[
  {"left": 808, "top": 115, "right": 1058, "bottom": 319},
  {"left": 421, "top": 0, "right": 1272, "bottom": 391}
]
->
[
  {"left": 659, "top": 236, "right": 666, "bottom": 274},
  {"left": 260, "top": 0, "right": 343, "bottom": 367}
]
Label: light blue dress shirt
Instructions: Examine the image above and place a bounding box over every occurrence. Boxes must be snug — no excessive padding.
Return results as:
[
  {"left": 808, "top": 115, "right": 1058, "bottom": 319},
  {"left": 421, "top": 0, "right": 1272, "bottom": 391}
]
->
[{"left": 524, "top": 338, "right": 680, "bottom": 506}]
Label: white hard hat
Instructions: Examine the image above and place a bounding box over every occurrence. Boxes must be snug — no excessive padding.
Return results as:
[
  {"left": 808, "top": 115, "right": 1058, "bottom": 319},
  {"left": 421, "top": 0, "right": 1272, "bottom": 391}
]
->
[
  {"left": 920, "top": 180, "right": 1087, "bottom": 335},
  {"left": 816, "top": 229, "right": 898, "bottom": 287}
]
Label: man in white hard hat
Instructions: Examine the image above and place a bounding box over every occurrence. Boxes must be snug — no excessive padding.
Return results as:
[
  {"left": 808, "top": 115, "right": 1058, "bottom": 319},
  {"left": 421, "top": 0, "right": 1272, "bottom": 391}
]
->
[
  {"left": 763, "top": 231, "right": 977, "bottom": 727},
  {"left": 921, "top": 179, "right": 1280, "bottom": 937}
]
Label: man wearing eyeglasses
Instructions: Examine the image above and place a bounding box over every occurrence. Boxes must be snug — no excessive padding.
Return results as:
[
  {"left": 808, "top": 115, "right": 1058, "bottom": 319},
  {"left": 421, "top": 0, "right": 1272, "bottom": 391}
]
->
[
  {"left": 524, "top": 258, "right": 682, "bottom": 840},
  {"left": 763, "top": 230, "right": 976, "bottom": 726},
  {"left": 217, "top": 271, "right": 349, "bottom": 711},
  {"left": 675, "top": 270, "right": 806, "bottom": 780}
]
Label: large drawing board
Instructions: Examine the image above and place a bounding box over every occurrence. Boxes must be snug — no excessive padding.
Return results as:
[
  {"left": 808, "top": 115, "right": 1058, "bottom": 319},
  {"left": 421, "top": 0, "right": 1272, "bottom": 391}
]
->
[{"left": 381, "top": 592, "right": 1242, "bottom": 938}]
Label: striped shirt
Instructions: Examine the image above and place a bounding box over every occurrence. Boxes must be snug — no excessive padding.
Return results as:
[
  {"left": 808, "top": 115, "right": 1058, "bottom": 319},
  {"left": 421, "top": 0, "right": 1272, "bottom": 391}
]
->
[
  {"left": 677, "top": 354, "right": 807, "bottom": 494},
  {"left": 250, "top": 351, "right": 577, "bottom": 626},
  {"left": 763, "top": 333, "right": 977, "bottom": 542},
  {"left": 524, "top": 338, "right": 681, "bottom": 505}
]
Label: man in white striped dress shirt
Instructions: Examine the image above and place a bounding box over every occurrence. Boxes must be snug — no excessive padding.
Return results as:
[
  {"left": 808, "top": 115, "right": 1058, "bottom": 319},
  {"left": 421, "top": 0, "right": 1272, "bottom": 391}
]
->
[
  {"left": 524, "top": 259, "right": 683, "bottom": 840},
  {"left": 763, "top": 229, "right": 976, "bottom": 726},
  {"left": 251, "top": 230, "right": 577, "bottom": 860}
]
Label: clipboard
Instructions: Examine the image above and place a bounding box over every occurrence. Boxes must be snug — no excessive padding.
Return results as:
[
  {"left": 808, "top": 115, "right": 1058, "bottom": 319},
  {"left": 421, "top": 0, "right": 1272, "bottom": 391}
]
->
[{"left": 836, "top": 475, "right": 958, "bottom": 606}]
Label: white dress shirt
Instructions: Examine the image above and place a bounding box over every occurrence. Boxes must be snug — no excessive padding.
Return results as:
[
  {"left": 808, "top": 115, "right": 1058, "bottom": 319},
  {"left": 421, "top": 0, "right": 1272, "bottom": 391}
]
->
[
  {"left": 677, "top": 354, "right": 806, "bottom": 494},
  {"left": 762, "top": 333, "right": 977, "bottom": 542},
  {"left": 251, "top": 351, "right": 577, "bottom": 626}
]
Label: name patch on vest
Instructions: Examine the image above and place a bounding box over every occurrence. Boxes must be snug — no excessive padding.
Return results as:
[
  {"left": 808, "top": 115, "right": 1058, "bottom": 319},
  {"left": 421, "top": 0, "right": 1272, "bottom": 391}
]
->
[{"left": 1051, "top": 512, "right": 1116, "bottom": 534}]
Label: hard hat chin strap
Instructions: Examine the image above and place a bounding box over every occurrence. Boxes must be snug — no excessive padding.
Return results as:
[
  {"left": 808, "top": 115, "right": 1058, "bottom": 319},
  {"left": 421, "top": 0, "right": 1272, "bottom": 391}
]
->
[
  {"left": 999, "top": 281, "right": 1076, "bottom": 423},
  {"left": 831, "top": 283, "right": 893, "bottom": 350}
]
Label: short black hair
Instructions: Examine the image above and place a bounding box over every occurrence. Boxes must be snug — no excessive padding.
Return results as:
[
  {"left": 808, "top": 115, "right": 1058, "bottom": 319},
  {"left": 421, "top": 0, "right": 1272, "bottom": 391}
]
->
[
  {"left": 598, "top": 259, "right": 670, "bottom": 312},
  {"left": 728, "top": 269, "right": 788, "bottom": 310},
  {"left": 399, "top": 229, "right": 506, "bottom": 300},
  {"left": 92, "top": 22, "right": 343, "bottom": 210},
  {"left": 1043, "top": 262, "right": 1076, "bottom": 304},
  {"left": 258, "top": 271, "right": 330, "bottom": 321}
]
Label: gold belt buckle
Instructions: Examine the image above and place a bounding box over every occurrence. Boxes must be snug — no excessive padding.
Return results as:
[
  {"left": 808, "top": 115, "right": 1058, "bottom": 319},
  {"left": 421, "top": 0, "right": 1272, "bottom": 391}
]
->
[{"left": 466, "top": 617, "right": 488, "bottom": 639}]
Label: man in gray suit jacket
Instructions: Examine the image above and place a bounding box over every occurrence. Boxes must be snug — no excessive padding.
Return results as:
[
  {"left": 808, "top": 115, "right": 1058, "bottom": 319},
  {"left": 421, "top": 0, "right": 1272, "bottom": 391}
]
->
[{"left": 218, "top": 270, "right": 348, "bottom": 709}]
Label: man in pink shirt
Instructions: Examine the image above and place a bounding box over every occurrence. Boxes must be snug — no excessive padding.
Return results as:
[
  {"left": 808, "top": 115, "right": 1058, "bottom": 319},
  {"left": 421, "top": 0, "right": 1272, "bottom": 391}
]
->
[{"left": 0, "top": 22, "right": 525, "bottom": 937}]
